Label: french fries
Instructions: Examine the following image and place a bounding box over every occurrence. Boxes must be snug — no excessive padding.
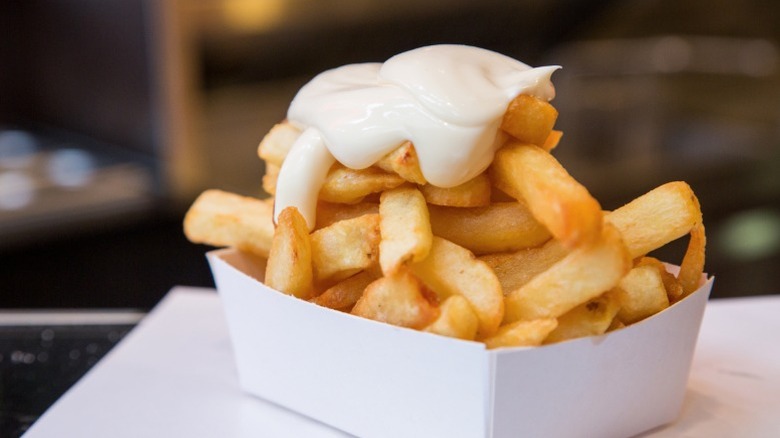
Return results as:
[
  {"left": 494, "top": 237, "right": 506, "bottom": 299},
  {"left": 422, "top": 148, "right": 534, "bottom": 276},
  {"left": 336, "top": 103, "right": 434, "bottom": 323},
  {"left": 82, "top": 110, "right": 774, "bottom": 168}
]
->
[{"left": 185, "top": 88, "right": 708, "bottom": 349}]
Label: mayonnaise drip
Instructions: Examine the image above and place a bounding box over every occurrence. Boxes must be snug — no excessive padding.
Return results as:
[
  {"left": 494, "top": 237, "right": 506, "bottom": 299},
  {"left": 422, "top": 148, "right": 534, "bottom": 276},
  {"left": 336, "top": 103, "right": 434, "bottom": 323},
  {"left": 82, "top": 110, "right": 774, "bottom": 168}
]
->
[{"left": 274, "top": 44, "right": 559, "bottom": 229}]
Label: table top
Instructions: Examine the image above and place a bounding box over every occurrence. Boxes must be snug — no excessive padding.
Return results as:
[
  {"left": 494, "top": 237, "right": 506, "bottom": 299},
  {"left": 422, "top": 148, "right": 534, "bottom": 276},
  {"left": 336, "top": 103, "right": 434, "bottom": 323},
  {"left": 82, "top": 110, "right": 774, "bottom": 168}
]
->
[{"left": 24, "top": 287, "right": 780, "bottom": 438}]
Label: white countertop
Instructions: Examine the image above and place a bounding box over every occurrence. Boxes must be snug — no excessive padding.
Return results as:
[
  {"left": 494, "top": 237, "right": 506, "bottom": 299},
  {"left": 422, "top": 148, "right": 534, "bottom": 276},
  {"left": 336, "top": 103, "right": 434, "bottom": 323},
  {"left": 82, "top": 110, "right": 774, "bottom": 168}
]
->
[{"left": 24, "top": 287, "right": 780, "bottom": 438}]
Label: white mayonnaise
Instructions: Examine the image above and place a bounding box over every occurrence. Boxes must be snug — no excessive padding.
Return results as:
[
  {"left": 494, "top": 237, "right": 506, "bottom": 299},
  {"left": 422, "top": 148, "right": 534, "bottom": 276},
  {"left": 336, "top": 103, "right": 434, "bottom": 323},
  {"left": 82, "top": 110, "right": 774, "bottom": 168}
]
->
[{"left": 274, "top": 44, "right": 559, "bottom": 228}]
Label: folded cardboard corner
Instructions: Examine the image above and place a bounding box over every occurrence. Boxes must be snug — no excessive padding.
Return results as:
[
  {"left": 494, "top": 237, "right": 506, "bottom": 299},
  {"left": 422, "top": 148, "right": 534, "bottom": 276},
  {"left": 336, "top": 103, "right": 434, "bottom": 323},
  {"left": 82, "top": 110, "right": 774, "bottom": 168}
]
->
[{"left": 208, "top": 248, "right": 713, "bottom": 438}]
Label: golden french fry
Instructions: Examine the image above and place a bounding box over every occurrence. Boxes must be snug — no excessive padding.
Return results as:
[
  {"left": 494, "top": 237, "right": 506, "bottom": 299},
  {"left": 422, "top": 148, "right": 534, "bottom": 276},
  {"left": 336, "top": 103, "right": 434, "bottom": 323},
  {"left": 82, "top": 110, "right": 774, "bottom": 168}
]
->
[
  {"left": 500, "top": 94, "right": 558, "bottom": 147},
  {"left": 184, "top": 189, "right": 275, "bottom": 257},
  {"left": 544, "top": 291, "right": 621, "bottom": 344},
  {"left": 310, "top": 213, "right": 381, "bottom": 282},
  {"left": 314, "top": 201, "right": 379, "bottom": 230},
  {"left": 352, "top": 268, "right": 439, "bottom": 329},
  {"left": 311, "top": 269, "right": 379, "bottom": 311},
  {"left": 678, "top": 222, "right": 707, "bottom": 297},
  {"left": 419, "top": 173, "right": 491, "bottom": 207},
  {"left": 504, "top": 223, "right": 631, "bottom": 323},
  {"left": 541, "top": 130, "right": 563, "bottom": 152},
  {"left": 375, "top": 141, "right": 427, "bottom": 184},
  {"left": 379, "top": 187, "right": 432, "bottom": 275},
  {"left": 265, "top": 206, "right": 313, "bottom": 299},
  {"left": 319, "top": 164, "right": 405, "bottom": 204},
  {"left": 490, "top": 142, "right": 602, "bottom": 248},
  {"left": 262, "top": 162, "right": 280, "bottom": 196},
  {"left": 605, "top": 181, "right": 702, "bottom": 259},
  {"left": 614, "top": 264, "right": 670, "bottom": 324},
  {"left": 636, "top": 257, "right": 685, "bottom": 303},
  {"left": 257, "top": 121, "right": 301, "bottom": 166},
  {"left": 411, "top": 237, "right": 503, "bottom": 337},
  {"left": 422, "top": 295, "right": 479, "bottom": 341},
  {"left": 428, "top": 202, "right": 551, "bottom": 255},
  {"left": 483, "top": 318, "right": 558, "bottom": 349},
  {"left": 479, "top": 239, "right": 569, "bottom": 295}
]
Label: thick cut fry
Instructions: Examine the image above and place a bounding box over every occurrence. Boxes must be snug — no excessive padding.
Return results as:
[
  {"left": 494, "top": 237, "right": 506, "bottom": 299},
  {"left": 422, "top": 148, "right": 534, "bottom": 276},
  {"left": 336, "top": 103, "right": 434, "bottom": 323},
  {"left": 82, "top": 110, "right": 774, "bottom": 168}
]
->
[
  {"left": 614, "top": 264, "right": 670, "bottom": 324},
  {"left": 423, "top": 295, "right": 479, "bottom": 341},
  {"left": 419, "top": 173, "right": 491, "bottom": 207},
  {"left": 375, "top": 141, "right": 426, "bottom": 184},
  {"left": 352, "top": 268, "right": 439, "bottom": 330},
  {"left": 678, "top": 222, "right": 707, "bottom": 297},
  {"left": 544, "top": 291, "right": 621, "bottom": 344},
  {"left": 379, "top": 187, "right": 432, "bottom": 275},
  {"left": 314, "top": 201, "right": 379, "bottom": 230},
  {"left": 483, "top": 318, "right": 558, "bottom": 349},
  {"left": 490, "top": 142, "right": 602, "bottom": 248},
  {"left": 257, "top": 121, "right": 301, "bottom": 166},
  {"left": 479, "top": 240, "right": 568, "bottom": 295},
  {"left": 636, "top": 257, "right": 684, "bottom": 303},
  {"left": 500, "top": 94, "right": 558, "bottom": 147},
  {"left": 311, "top": 269, "right": 379, "bottom": 311},
  {"left": 428, "top": 202, "right": 551, "bottom": 255},
  {"left": 605, "top": 181, "right": 702, "bottom": 259},
  {"left": 310, "top": 213, "right": 380, "bottom": 282},
  {"left": 184, "top": 189, "right": 275, "bottom": 257},
  {"left": 265, "top": 207, "right": 313, "bottom": 299},
  {"left": 262, "top": 162, "right": 280, "bottom": 195},
  {"left": 411, "top": 237, "right": 503, "bottom": 337},
  {"left": 319, "top": 165, "right": 405, "bottom": 204},
  {"left": 541, "top": 130, "right": 563, "bottom": 152},
  {"left": 504, "top": 223, "right": 631, "bottom": 323}
]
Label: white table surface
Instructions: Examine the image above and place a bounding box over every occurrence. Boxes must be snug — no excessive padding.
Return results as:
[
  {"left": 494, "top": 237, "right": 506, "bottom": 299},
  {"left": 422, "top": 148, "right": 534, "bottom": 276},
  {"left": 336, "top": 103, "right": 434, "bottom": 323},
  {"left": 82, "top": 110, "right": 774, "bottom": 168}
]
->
[{"left": 24, "top": 287, "right": 780, "bottom": 438}]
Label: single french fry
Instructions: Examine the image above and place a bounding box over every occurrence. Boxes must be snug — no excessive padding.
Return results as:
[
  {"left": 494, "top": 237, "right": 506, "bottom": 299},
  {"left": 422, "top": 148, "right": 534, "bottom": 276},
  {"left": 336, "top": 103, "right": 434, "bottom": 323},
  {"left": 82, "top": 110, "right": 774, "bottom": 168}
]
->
[
  {"left": 379, "top": 187, "right": 432, "bottom": 275},
  {"left": 265, "top": 206, "right": 313, "bottom": 299},
  {"left": 504, "top": 223, "right": 631, "bottom": 323},
  {"left": 310, "top": 213, "right": 381, "bottom": 282},
  {"left": 483, "top": 318, "right": 558, "bottom": 349},
  {"left": 636, "top": 257, "right": 685, "bottom": 303},
  {"left": 544, "top": 291, "right": 621, "bottom": 344},
  {"left": 479, "top": 239, "right": 569, "bottom": 295},
  {"left": 605, "top": 181, "right": 702, "bottom": 259},
  {"left": 319, "top": 164, "right": 405, "bottom": 204},
  {"left": 352, "top": 268, "right": 439, "bottom": 330},
  {"left": 314, "top": 201, "right": 379, "bottom": 230},
  {"left": 184, "top": 189, "right": 275, "bottom": 257},
  {"left": 375, "top": 141, "right": 427, "bottom": 184},
  {"left": 678, "top": 222, "right": 707, "bottom": 297},
  {"left": 500, "top": 94, "right": 558, "bottom": 147},
  {"left": 257, "top": 121, "right": 301, "bottom": 166},
  {"left": 541, "top": 130, "right": 563, "bottom": 152},
  {"left": 490, "top": 142, "right": 602, "bottom": 248},
  {"left": 422, "top": 295, "right": 479, "bottom": 341},
  {"left": 419, "top": 173, "right": 491, "bottom": 207},
  {"left": 428, "top": 202, "right": 551, "bottom": 255},
  {"left": 614, "top": 264, "right": 670, "bottom": 324},
  {"left": 411, "top": 236, "right": 504, "bottom": 337},
  {"left": 311, "top": 269, "right": 379, "bottom": 311}
]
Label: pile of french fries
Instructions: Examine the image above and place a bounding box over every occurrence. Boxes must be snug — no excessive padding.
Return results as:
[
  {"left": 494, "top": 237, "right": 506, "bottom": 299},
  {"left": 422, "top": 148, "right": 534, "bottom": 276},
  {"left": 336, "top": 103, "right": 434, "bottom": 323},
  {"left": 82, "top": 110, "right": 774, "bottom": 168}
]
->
[{"left": 184, "top": 93, "right": 706, "bottom": 348}]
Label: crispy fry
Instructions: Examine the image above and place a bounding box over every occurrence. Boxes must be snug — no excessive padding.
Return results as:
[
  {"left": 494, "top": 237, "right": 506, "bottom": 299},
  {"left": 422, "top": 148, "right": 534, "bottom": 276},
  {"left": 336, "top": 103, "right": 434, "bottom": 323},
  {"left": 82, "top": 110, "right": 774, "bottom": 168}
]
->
[
  {"left": 541, "top": 130, "right": 563, "bottom": 152},
  {"left": 257, "top": 121, "right": 301, "bottom": 166},
  {"left": 428, "top": 202, "right": 550, "bottom": 255},
  {"left": 319, "top": 164, "right": 405, "bottom": 204},
  {"left": 310, "top": 213, "right": 381, "bottom": 282},
  {"left": 352, "top": 268, "right": 439, "bottom": 329},
  {"left": 315, "top": 201, "right": 379, "bottom": 230},
  {"left": 678, "top": 222, "right": 707, "bottom": 297},
  {"left": 500, "top": 94, "right": 558, "bottom": 147},
  {"left": 423, "top": 295, "right": 479, "bottom": 341},
  {"left": 184, "top": 189, "right": 275, "bottom": 257},
  {"left": 419, "top": 173, "right": 491, "bottom": 207},
  {"left": 379, "top": 187, "right": 432, "bottom": 275},
  {"left": 479, "top": 239, "right": 568, "bottom": 295},
  {"left": 375, "top": 141, "right": 427, "bottom": 184},
  {"left": 636, "top": 257, "right": 685, "bottom": 303},
  {"left": 490, "top": 142, "right": 602, "bottom": 248},
  {"left": 265, "top": 206, "right": 313, "bottom": 299},
  {"left": 544, "top": 291, "right": 620, "bottom": 344},
  {"left": 311, "top": 269, "right": 379, "bottom": 311},
  {"left": 483, "top": 318, "right": 558, "bottom": 349},
  {"left": 504, "top": 223, "right": 631, "bottom": 323},
  {"left": 411, "top": 237, "right": 503, "bottom": 337},
  {"left": 614, "top": 264, "right": 670, "bottom": 324}
]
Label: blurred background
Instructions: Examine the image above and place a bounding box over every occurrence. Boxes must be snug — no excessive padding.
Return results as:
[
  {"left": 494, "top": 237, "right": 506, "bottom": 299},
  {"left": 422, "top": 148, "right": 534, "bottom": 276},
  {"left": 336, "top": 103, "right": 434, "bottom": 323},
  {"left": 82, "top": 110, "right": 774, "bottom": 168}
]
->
[{"left": 1, "top": 0, "right": 779, "bottom": 309}]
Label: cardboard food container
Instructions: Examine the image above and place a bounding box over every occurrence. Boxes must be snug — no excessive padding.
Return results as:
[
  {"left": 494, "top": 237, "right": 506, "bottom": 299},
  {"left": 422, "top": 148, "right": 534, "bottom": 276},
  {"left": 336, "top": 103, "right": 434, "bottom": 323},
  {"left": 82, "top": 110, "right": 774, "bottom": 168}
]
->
[{"left": 208, "top": 248, "right": 713, "bottom": 438}]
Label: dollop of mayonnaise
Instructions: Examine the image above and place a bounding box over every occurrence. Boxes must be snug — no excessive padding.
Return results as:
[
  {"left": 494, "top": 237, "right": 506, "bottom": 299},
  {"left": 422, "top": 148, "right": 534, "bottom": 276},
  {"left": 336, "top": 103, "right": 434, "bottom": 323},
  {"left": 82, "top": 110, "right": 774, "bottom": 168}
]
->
[{"left": 275, "top": 44, "right": 559, "bottom": 229}]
